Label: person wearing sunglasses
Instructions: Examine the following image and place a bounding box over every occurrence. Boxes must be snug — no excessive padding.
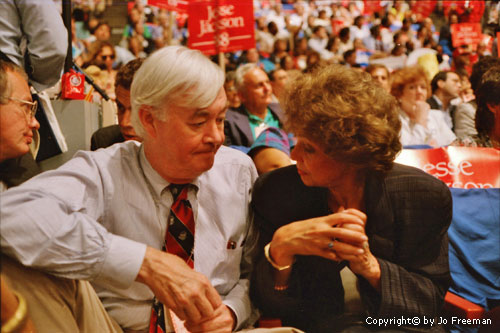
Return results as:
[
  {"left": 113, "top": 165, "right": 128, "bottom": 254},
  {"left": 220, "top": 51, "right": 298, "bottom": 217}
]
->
[{"left": 83, "top": 41, "right": 118, "bottom": 100}]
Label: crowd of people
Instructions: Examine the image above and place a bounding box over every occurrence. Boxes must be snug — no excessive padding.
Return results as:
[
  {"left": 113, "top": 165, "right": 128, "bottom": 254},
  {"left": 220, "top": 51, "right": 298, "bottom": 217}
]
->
[{"left": 1, "top": 0, "right": 500, "bottom": 333}]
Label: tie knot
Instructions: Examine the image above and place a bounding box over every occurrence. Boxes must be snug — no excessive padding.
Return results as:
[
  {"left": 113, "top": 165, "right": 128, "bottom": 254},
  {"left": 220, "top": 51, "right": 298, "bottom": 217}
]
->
[{"left": 169, "top": 184, "right": 188, "bottom": 201}]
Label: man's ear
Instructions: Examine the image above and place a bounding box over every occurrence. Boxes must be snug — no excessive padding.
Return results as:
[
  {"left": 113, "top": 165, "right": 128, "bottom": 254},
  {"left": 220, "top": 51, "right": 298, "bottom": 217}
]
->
[{"left": 139, "top": 106, "right": 157, "bottom": 139}]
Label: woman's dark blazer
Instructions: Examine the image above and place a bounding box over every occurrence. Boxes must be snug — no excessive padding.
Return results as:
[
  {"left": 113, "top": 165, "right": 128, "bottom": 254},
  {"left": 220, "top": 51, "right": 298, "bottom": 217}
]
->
[{"left": 250, "top": 164, "right": 452, "bottom": 332}]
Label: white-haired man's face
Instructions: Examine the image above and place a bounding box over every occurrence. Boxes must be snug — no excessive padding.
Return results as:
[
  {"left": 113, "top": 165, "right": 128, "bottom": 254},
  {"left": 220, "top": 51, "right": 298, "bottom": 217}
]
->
[{"left": 142, "top": 88, "right": 227, "bottom": 184}]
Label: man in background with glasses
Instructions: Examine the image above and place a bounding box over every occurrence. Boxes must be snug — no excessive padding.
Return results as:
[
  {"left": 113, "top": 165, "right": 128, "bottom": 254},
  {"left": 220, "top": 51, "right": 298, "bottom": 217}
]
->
[{"left": 0, "top": 59, "right": 40, "bottom": 191}]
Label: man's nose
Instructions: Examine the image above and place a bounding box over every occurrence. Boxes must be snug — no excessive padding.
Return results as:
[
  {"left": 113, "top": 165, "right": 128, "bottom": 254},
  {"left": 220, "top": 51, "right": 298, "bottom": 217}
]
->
[
  {"left": 29, "top": 116, "right": 40, "bottom": 130},
  {"left": 204, "top": 121, "right": 224, "bottom": 145}
]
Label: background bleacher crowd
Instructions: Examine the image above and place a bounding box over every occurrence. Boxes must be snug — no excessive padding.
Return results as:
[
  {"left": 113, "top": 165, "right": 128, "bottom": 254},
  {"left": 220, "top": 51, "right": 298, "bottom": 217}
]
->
[{"left": 69, "top": 0, "right": 498, "bottom": 99}]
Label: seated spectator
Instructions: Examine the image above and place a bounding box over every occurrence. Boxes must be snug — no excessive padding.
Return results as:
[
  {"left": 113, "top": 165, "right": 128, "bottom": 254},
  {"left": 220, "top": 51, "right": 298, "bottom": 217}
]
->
[
  {"left": 304, "top": 50, "right": 322, "bottom": 73},
  {"left": 270, "top": 39, "right": 289, "bottom": 67},
  {"left": 307, "top": 26, "right": 329, "bottom": 59},
  {"left": 471, "top": 66, "right": 500, "bottom": 148},
  {"left": 338, "top": 27, "right": 353, "bottom": 56},
  {"left": 427, "top": 71, "right": 462, "bottom": 130},
  {"left": 241, "top": 48, "right": 275, "bottom": 73},
  {"left": 292, "top": 37, "right": 308, "bottom": 71},
  {"left": 85, "top": 21, "right": 112, "bottom": 46},
  {"left": 454, "top": 56, "right": 500, "bottom": 141},
  {"left": 0, "top": 60, "right": 40, "bottom": 190},
  {"left": 391, "top": 66, "right": 456, "bottom": 147},
  {"left": 0, "top": 58, "right": 120, "bottom": 333},
  {"left": 83, "top": 41, "right": 118, "bottom": 100},
  {"left": 91, "top": 58, "right": 143, "bottom": 150},
  {"left": 121, "top": 5, "right": 155, "bottom": 55},
  {"left": 269, "top": 68, "right": 289, "bottom": 103},
  {"left": 128, "top": 34, "right": 147, "bottom": 59},
  {"left": 280, "top": 55, "right": 295, "bottom": 71},
  {"left": 1, "top": 46, "right": 258, "bottom": 332},
  {"left": 72, "top": 18, "right": 87, "bottom": 67},
  {"left": 224, "top": 71, "right": 241, "bottom": 109},
  {"left": 224, "top": 63, "right": 284, "bottom": 147},
  {"left": 247, "top": 127, "right": 294, "bottom": 175},
  {"left": 323, "top": 36, "right": 343, "bottom": 64},
  {"left": 365, "top": 64, "right": 391, "bottom": 93},
  {"left": 456, "top": 68, "right": 474, "bottom": 103},
  {"left": 250, "top": 64, "right": 451, "bottom": 332},
  {"left": 343, "top": 49, "right": 357, "bottom": 67}
]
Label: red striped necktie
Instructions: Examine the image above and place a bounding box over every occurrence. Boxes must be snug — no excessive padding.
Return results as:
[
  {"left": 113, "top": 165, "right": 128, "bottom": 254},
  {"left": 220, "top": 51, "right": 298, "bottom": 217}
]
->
[{"left": 149, "top": 184, "right": 195, "bottom": 333}]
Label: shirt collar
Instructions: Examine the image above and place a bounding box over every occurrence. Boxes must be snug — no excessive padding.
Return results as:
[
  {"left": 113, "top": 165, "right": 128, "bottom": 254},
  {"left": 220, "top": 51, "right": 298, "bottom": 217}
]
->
[
  {"left": 245, "top": 106, "right": 270, "bottom": 124},
  {"left": 432, "top": 95, "right": 443, "bottom": 108}
]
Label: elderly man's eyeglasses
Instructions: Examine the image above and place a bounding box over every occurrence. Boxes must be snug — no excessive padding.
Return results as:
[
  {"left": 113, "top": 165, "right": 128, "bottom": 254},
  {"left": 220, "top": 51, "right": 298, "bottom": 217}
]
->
[{"left": 8, "top": 97, "right": 38, "bottom": 120}]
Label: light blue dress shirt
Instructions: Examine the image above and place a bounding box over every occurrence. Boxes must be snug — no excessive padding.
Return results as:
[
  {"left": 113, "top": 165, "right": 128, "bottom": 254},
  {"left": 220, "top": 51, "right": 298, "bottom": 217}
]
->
[{"left": 0, "top": 141, "right": 258, "bottom": 330}]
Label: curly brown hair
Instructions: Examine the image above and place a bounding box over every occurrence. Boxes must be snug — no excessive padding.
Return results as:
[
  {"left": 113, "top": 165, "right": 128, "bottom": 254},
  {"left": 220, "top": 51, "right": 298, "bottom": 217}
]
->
[{"left": 283, "top": 64, "right": 401, "bottom": 173}]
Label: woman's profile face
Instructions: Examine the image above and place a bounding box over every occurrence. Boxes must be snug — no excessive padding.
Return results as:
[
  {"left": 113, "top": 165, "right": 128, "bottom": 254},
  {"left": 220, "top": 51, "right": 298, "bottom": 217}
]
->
[
  {"left": 400, "top": 78, "right": 428, "bottom": 104},
  {"left": 291, "top": 136, "right": 351, "bottom": 188}
]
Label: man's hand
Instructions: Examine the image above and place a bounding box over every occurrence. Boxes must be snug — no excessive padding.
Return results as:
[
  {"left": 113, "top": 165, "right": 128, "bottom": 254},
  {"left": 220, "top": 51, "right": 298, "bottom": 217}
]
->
[
  {"left": 185, "top": 304, "right": 235, "bottom": 333},
  {"left": 136, "top": 247, "right": 222, "bottom": 323}
]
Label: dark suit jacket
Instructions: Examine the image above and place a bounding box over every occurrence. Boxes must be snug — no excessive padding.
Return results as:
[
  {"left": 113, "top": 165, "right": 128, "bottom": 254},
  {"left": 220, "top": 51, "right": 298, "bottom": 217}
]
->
[
  {"left": 426, "top": 95, "right": 441, "bottom": 110},
  {"left": 224, "top": 103, "right": 284, "bottom": 147},
  {"left": 90, "top": 125, "right": 125, "bottom": 151},
  {"left": 250, "top": 164, "right": 452, "bottom": 332}
]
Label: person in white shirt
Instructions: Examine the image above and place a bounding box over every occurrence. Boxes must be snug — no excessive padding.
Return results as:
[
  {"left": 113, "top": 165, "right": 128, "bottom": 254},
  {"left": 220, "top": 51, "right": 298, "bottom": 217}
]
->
[
  {"left": 390, "top": 66, "right": 456, "bottom": 147},
  {"left": 1, "top": 46, "right": 258, "bottom": 333}
]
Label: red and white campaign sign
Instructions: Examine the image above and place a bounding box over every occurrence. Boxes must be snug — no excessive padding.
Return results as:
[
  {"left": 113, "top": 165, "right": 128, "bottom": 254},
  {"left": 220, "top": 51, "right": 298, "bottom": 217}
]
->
[
  {"left": 395, "top": 147, "right": 500, "bottom": 189},
  {"left": 363, "top": 0, "right": 381, "bottom": 15},
  {"left": 188, "top": 0, "right": 255, "bottom": 55},
  {"left": 451, "top": 23, "right": 482, "bottom": 47},
  {"left": 411, "top": 1, "right": 436, "bottom": 20},
  {"left": 148, "top": 0, "right": 188, "bottom": 14}
]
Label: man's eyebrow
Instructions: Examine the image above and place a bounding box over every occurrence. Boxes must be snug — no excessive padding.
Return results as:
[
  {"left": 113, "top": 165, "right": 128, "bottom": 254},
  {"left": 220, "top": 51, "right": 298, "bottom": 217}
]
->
[{"left": 192, "top": 109, "right": 210, "bottom": 117}]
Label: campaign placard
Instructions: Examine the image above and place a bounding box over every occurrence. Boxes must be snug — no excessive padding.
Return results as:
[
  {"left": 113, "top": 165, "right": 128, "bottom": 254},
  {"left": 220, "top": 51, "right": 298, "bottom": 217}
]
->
[
  {"left": 188, "top": 0, "right": 255, "bottom": 55},
  {"left": 148, "top": 0, "right": 189, "bottom": 13},
  {"left": 451, "top": 23, "right": 482, "bottom": 48},
  {"left": 395, "top": 147, "right": 500, "bottom": 189}
]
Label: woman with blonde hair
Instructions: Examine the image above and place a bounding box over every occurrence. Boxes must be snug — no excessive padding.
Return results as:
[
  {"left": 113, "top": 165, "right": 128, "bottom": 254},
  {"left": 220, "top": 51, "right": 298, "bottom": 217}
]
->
[{"left": 251, "top": 64, "right": 451, "bottom": 332}]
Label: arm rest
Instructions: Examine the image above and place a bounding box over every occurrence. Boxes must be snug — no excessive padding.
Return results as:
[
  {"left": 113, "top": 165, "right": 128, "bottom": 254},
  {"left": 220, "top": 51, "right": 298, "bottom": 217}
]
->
[{"left": 443, "top": 291, "right": 485, "bottom": 320}]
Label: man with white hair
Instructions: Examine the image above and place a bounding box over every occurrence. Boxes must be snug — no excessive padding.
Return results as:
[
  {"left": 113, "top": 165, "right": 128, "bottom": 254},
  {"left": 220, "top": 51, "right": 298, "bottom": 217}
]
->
[
  {"left": 1, "top": 46, "right": 257, "bottom": 332},
  {"left": 224, "top": 63, "right": 285, "bottom": 148}
]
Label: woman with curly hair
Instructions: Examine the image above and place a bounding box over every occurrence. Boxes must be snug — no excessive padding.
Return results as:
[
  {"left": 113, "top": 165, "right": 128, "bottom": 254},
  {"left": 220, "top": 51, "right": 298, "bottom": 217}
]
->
[{"left": 250, "top": 64, "right": 452, "bottom": 332}]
